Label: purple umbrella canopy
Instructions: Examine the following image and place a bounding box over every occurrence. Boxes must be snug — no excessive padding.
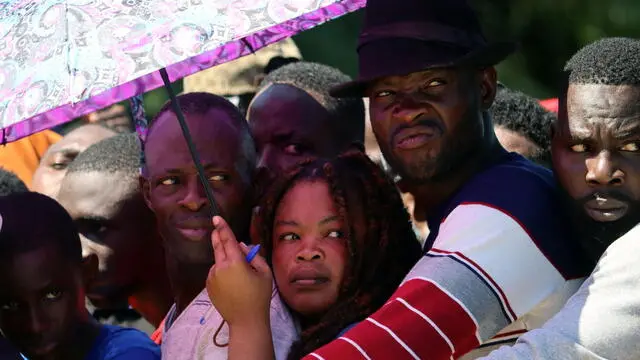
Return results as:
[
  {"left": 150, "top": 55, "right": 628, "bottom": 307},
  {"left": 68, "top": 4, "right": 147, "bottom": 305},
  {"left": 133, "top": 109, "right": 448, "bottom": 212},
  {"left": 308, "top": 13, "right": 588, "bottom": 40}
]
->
[{"left": 0, "top": 0, "right": 365, "bottom": 143}]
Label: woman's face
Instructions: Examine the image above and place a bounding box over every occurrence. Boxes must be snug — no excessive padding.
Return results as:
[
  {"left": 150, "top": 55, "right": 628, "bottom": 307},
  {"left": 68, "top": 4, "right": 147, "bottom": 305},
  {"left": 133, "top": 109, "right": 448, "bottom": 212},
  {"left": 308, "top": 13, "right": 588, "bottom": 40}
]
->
[{"left": 271, "top": 180, "right": 348, "bottom": 319}]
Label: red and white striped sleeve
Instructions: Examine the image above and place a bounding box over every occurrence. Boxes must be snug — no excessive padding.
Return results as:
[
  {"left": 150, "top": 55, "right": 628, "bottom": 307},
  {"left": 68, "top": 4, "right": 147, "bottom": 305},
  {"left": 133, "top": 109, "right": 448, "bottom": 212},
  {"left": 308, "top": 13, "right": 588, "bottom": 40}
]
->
[{"left": 304, "top": 201, "right": 587, "bottom": 360}]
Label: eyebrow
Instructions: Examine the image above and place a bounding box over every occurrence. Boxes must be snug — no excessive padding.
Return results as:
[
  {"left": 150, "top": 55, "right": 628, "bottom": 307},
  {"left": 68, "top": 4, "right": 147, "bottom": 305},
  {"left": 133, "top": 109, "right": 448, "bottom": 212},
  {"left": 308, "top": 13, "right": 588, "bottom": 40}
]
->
[
  {"left": 160, "top": 163, "right": 229, "bottom": 175},
  {"left": 76, "top": 216, "right": 109, "bottom": 223},
  {"left": 274, "top": 215, "right": 341, "bottom": 228},
  {"left": 319, "top": 215, "right": 340, "bottom": 225},
  {"left": 275, "top": 220, "right": 298, "bottom": 227},
  {"left": 51, "top": 148, "right": 80, "bottom": 157},
  {"left": 271, "top": 132, "right": 294, "bottom": 142}
]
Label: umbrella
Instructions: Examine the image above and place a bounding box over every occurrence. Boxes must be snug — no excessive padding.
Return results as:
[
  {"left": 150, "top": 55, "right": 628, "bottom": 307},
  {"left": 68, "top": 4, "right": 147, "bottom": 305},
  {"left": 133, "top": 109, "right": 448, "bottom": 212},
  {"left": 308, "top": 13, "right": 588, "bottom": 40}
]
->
[{"left": 0, "top": 0, "right": 365, "bottom": 214}]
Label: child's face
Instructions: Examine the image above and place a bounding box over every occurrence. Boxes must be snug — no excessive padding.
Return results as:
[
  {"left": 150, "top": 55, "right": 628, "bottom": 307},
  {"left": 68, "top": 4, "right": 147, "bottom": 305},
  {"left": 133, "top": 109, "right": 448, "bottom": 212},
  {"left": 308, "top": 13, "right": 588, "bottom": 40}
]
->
[
  {"left": 0, "top": 245, "right": 87, "bottom": 360},
  {"left": 272, "top": 180, "right": 348, "bottom": 319}
]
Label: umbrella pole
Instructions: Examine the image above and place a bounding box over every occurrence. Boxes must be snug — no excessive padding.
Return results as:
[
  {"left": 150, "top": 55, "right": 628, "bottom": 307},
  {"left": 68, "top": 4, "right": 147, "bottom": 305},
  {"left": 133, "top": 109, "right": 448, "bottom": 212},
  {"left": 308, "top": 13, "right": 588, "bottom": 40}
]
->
[{"left": 159, "top": 68, "right": 220, "bottom": 218}]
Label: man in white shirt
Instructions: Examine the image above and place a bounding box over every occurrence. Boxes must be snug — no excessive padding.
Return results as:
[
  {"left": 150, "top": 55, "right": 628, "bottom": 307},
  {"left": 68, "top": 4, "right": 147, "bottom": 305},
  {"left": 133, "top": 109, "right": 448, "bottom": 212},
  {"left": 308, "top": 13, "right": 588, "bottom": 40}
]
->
[{"left": 482, "top": 37, "right": 640, "bottom": 360}]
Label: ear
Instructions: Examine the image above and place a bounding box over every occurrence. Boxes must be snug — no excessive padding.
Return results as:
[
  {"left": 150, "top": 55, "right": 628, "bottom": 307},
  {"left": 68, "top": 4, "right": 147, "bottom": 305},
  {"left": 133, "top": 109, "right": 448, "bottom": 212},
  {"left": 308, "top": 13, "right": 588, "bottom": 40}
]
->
[
  {"left": 479, "top": 67, "right": 498, "bottom": 110},
  {"left": 80, "top": 254, "right": 99, "bottom": 290},
  {"left": 139, "top": 175, "right": 154, "bottom": 211}
]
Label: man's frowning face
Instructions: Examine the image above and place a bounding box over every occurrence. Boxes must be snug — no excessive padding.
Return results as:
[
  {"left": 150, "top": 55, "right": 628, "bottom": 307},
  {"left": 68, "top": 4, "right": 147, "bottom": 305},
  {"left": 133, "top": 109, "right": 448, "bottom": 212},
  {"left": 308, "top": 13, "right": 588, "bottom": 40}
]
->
[
  {"left": 552, "top": 83, "right": 640, "bottom": 257},
  {"left": 367, "top": 67, "right": 496, "bottom": 183}
]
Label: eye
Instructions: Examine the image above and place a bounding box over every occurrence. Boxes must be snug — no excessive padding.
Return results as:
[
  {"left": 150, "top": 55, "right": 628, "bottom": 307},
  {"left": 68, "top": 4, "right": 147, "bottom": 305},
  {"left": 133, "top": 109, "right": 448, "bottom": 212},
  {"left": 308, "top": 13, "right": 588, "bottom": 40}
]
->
[
  {"left": 424, "top": 79, "right": 446, "bottom": 88},
  {"left": 159, "top": 177, "right": 179, "bottom": 186},
  {"left": 0, "top": 301, "right": 18, "bottom": 311},
  {"left": 209, "top": 174, "right": 229, "bottom": 182},
  {"left": 279, "top": 233, "right": 300, "bottom": 241},
  {"left": 283, "top": 144, "right": 304, "bottom": 155},
  {"left": 373, "top": 90, "right": 394, "bottom": 99},
  {"left": 76, "top": 218, "right": 109, "bottom": 241},
  {"left": 326, "top": 230, "right": 344, "bottom": 239},
  {"left": 620, "top": 142, "right": 640, "bottom": 152},
  {"left": 51, "top": 161, "right": 69, "bottom": 170},
  {"left": 43, "top": 290, "right": 62, "bottom": 302},
  {"left": 570, "top": 144, "right": 589, "bottom": 153},
  {"left": 50, "top": 153, "right": 77, "bottom": 170}
]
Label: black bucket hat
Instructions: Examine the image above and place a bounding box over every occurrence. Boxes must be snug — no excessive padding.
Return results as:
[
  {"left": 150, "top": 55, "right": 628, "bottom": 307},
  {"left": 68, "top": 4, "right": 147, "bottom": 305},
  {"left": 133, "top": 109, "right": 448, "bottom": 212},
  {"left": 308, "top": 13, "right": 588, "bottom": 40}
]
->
[{"left": 330, "top": 0, "right": 516, "bottom": 98}]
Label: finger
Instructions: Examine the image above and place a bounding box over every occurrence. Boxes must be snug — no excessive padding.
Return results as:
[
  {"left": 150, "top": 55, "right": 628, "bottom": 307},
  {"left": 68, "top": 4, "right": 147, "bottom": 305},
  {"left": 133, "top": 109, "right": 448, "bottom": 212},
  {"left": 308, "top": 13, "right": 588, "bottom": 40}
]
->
[
  {"left": 248, "top": 253, "right": 271, "bottom": 275},
  {"left": 238, "top": 242, "right": 250, "bottom": 256},
  {"left": 211, "top": 219, "right": 227, "bottom": 263},
  {"left": 213, "top": 216, "right": 244, "bottom": 261},
  {"left": 206, "top": 264, "right": 217, "bottom": 299}
]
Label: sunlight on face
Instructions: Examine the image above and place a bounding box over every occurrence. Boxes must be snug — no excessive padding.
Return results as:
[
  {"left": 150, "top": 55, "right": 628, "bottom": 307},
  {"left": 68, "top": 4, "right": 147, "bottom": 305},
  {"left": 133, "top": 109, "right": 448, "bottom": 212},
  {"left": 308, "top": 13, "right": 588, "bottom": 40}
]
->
[{"left": 271, "top": 181, "right": 348, "bottom": 319}]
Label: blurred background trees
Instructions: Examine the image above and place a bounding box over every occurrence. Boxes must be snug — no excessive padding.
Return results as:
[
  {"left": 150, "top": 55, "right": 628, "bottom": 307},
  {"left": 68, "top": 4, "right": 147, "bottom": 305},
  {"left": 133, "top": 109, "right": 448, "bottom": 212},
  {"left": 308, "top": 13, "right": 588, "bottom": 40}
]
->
[{"left": 142, "top": 0, "right": 640, "bottom": 118}]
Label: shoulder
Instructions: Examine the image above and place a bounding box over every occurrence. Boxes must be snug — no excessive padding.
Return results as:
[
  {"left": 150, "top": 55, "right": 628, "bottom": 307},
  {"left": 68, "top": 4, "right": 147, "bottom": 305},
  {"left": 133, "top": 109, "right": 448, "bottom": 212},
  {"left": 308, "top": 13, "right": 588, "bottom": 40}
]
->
[
  {"left": 456, "top": 153, "right": 557, "bottom": 208},
  {"left": 438, "top": 154, "right": 588, "bottom": 279},
  {"left": 447, "top": 154, "right": 564, "bottom": 234},
  {"left": 97, "top": 325, "right": 161, "bottom": 360}
]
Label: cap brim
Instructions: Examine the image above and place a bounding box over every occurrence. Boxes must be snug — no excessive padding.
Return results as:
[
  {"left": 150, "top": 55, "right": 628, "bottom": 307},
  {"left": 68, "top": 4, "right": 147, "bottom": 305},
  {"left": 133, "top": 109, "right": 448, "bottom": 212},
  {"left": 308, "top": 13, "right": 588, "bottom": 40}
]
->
[{"left": 330, "top": 41, "right": 517, "bottom": 98}]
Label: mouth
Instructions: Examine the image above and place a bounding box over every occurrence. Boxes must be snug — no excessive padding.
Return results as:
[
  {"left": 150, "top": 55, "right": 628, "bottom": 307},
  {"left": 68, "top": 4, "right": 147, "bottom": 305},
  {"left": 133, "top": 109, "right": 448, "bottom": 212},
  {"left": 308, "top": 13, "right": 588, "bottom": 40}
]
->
[
  {"left": 176, "top": 227, "right": 210, "bottom": 241},
  {"left": 583, "top": 195, "right": 630, "bottom": 222},
  {"left": 290, "top": 268, "right": 330, "bottom": 289},
  {"left": 393, "top": 125, "right": 440, "bottom": 150},
  {"left": 291, "top": 277, "right": 329, "bottom": 286},
  {"left": 26, "top": 341, "right": 57, "bottom": 357}
]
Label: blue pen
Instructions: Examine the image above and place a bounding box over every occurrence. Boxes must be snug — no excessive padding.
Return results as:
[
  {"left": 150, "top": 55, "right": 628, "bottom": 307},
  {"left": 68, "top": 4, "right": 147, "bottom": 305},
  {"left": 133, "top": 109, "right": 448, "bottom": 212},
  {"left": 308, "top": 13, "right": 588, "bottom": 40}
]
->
[{"left": 245, "top": 244, "right": 261, "bottom": 263}]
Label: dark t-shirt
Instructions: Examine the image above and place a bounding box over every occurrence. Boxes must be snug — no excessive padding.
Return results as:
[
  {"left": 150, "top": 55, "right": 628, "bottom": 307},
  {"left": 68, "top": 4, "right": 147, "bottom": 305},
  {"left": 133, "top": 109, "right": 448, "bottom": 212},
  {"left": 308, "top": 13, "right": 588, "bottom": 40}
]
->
[{"left": 84, "top": 325, "right": 160, "bottom": 360}]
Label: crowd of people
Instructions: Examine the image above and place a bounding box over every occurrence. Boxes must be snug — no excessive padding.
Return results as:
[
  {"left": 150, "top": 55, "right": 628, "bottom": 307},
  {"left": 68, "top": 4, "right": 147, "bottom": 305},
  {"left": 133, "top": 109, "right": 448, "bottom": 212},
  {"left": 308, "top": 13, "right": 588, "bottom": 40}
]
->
[{"left": 0, "top": 0, "right": 638, "bottom": 359}]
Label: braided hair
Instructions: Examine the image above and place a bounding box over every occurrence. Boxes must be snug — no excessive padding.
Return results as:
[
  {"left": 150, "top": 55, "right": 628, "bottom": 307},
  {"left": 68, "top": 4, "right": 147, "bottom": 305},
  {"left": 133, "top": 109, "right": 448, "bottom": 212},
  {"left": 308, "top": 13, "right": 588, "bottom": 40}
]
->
[{"left": 254, "top": 150, "right": 422, "bottom": 359}]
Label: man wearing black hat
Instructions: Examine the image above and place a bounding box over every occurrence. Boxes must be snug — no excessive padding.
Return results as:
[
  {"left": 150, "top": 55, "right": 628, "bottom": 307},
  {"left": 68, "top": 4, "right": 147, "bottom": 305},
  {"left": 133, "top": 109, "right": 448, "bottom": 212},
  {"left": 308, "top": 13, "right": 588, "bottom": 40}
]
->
[{"left": 303, "top": 0, "right": 589, "bottom": 359}]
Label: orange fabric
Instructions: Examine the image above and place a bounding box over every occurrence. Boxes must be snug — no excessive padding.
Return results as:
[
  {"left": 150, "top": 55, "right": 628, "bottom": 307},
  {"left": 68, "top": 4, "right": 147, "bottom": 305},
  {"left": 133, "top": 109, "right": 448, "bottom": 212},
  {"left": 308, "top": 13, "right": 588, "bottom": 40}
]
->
[
  {"left": 151, "top": 319, "right": 164, "bottom": 345},
  {"left": 0, "top": 130, "right": 62, "bottom": 188}
]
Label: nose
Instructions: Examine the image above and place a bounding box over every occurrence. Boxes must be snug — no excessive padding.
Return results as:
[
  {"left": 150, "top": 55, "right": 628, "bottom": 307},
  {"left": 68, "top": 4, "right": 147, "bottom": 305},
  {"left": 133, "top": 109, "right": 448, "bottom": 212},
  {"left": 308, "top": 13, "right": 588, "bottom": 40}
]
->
[
  {"left": 178, "top": 176, "right": 208, "bottom": 211},
  {"left": 26, "top": 306, "right": 48, "bottom": 335},
  {"left": 586, "top": 150, "right": 625, "bottom": 187},
  {"left": 296, "top": 237, "right": 324, "bottom": 262},
  {"left": 256, "top": 146, "right": 277, "bottom": 174},
  {"left": 392, "top": 91, "right": 425, "bottom": 123}
]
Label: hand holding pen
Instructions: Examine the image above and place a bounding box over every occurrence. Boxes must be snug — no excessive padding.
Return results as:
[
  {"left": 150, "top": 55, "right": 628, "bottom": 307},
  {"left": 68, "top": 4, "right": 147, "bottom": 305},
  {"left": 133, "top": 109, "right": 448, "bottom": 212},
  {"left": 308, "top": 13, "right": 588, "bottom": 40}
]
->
[{"left": 206, "top": 216, "right": 273, "bottom": 327}]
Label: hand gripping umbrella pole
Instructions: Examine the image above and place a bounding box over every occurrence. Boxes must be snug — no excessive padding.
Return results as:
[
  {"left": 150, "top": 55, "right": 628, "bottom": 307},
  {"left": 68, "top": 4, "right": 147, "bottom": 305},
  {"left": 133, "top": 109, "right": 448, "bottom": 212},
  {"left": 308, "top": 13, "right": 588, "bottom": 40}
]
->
[{"left": 159, "top": 68, "right": 220, "bottom": 218}]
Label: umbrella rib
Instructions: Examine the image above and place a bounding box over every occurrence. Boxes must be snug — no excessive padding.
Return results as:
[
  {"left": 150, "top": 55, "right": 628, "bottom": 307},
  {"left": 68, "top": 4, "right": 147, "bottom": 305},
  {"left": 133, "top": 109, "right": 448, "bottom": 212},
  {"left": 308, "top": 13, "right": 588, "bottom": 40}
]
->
[{"left": 64, "top": 0, "right": 73, "bottom": 103}]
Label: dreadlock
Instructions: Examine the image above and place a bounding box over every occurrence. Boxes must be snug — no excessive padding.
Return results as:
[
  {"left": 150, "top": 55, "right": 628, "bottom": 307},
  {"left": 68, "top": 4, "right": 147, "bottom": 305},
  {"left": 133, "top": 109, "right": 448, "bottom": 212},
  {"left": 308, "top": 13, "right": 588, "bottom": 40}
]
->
[{"left": 254, "top": 150, "right": 422, "bottom": 359}]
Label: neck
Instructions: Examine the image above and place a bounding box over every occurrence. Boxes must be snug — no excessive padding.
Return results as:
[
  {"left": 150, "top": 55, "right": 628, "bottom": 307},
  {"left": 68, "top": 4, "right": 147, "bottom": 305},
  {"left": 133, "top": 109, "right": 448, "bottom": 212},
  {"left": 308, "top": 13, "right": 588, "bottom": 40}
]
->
[
  {"left": 299, "top": 312, "right": 323, "bottom": 333},
  {"left": 55, "top": 318, "right": 102, "bottom": 360},
  {"left": 128, "top": 279, "right": 173, "bottom": 326},
  {"left": 128, "top": 238, "right": 173, "bottom": 326},
  {"left": 407, "top": 140, "right": 505, "bottom": 219},
  {"left": 166, "top": 255, "right": 211, "bottom": 316}
]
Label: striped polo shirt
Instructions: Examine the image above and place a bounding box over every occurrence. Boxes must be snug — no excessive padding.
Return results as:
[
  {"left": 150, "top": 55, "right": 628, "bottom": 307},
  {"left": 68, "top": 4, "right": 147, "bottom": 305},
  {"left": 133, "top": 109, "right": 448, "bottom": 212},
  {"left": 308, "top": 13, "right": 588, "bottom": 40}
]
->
[{"left": 306, "top": 152, "right": 589, "bottom": 360}]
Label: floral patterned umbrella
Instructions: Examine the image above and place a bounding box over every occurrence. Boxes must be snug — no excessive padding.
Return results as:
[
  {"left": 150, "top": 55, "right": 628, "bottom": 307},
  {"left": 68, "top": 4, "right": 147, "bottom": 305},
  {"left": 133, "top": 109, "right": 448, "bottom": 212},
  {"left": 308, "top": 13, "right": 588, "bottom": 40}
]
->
[{"left": 0, "top": 0, "right": 365, "bottom": 143}]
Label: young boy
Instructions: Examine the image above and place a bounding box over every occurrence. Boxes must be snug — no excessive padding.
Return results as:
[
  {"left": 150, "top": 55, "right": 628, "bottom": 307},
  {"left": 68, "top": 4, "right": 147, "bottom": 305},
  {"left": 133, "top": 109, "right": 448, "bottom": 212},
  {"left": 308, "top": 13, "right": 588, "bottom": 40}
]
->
[{"left": 0, "top": 192, "right": 160, "bottom": 360}]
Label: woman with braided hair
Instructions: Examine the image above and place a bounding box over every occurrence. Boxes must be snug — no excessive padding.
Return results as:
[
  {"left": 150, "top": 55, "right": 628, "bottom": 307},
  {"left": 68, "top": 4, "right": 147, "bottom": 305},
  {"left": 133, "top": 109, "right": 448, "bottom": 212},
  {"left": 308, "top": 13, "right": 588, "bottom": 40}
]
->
[{"left": 206, "top": 150, "right": 422, "bottom": 360}]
